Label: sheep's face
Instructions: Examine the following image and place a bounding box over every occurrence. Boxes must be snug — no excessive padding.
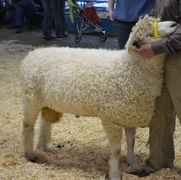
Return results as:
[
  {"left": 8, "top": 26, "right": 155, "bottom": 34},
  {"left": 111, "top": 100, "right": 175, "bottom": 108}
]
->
[
  {"left": 157, "top": 21, "right": 179, "bottom": 37},
  {"left": 126, "top": 15, "right": 179, "bottom": 52}
]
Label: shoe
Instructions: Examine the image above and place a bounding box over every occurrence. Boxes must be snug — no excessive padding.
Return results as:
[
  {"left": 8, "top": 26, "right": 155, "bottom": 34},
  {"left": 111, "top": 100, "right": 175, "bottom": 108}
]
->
[
  {"left": 56, "top": 35, "right": 64, "bottom": 40},
  {"left": 62, "top": 32, "right": 68, "bottom": 38},
  {"left": 15, "top": 28, "right": 23, "bottom": 33},
  {"left": 130, "top": 169, "right": 152, "bottom": 177},
  {"left": 56, "top": 35, "right": 64, "bottom": 38},
  {"left": 7, "top": 25, "right": 16, "bottom": 29},
  {"left": 42, "top": 36, "right": 55, "bottom": 40}
]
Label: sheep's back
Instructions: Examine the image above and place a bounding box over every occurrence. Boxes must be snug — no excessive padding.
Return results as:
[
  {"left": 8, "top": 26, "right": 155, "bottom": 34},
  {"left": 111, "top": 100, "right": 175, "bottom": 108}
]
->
[
  {"left": 20, "top": 47, "right": 125, "bottom": 115},
  {"left": 20, "top": 47, "right": 165, "bottom": 127}
]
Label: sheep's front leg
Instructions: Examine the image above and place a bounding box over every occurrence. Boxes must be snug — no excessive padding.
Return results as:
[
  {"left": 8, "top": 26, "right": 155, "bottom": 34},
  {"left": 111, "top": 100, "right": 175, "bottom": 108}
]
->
[
  {"left": 38, "top": 118, "right": 52, "bottom": 152},
  {"left": 102, "top": 121, "right": 122, "bottom": 180},
  {"left": 109, "top": 143, "right": 122, "bottom": 180},
  {"left": 22, "top": 105, "right": 40, "bottom": 162},
  {"left": 124, "top": 127, "right": 140, "bottom": 168}
]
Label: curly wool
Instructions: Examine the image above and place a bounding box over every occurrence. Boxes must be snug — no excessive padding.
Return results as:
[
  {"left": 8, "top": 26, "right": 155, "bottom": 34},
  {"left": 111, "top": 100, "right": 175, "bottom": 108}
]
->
[
  {"left": 21, "top": 15, "right": 174, "bottom": 180},
  {"left": 21, "top": 45, "right": 165, "bottom": 128},
  {"left": 21, "top": 16, "right": 167, "bottom": 129}
]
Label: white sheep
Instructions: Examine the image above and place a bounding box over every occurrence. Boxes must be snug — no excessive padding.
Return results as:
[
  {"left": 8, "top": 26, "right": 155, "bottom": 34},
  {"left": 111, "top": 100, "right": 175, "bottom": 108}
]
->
[{"left": 21, "top": 15, "right": 178, "bottom": 180}]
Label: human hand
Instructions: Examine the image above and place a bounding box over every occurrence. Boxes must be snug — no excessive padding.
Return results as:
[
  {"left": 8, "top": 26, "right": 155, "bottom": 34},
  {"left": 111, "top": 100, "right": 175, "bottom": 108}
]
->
[
  {"left": 109, "top": 11, "right": 114, "bottom": 21},
  {"left": 134, "top": 44, "right": 155, "bottom": 59}
]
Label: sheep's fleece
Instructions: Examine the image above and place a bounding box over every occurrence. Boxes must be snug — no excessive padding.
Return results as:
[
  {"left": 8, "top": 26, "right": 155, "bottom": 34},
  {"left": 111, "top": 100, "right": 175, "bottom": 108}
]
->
[
  {"left": 21, "top": 45, "right": 164, "bottom": 127},
  {"left": 21, "top": 16, "right": 176, "bottom": 180}
]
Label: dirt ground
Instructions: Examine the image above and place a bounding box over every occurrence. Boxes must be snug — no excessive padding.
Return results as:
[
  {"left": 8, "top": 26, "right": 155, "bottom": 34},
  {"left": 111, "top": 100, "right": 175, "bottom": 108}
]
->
[{"left": 1, "top": 26, "right": 181, "bottom": 180}]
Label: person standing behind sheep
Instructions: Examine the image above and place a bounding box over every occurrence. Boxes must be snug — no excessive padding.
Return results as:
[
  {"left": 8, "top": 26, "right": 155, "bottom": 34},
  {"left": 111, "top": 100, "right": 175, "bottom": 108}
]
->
[
  {"left": 42, "top": 0, "right": 62, "bottom": 40},
  {"left": 130, "top": 0, "right": 181, "bottom": 177},
  {"left": 108, "top": 0, "right": 155, "bottom": 49},
  {"left": 60, "top": 0, "right": 68, "bottom": 37}
]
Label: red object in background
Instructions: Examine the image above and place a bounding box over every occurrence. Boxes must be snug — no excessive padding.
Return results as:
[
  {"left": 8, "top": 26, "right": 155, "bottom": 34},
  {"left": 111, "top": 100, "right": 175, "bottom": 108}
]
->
[{"left": 81, "top": 6, "right": 101, "bottom": 24}]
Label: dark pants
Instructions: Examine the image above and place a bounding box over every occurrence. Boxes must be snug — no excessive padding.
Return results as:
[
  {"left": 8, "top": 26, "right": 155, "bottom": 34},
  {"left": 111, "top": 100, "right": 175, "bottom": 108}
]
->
[
  {"left": 14, "top": 0, "right": 39, "bottom": 27},
  {"left": 60, "top": 0, "right": 67, "bottom": 32},
  {"left": 42, "top": 0, "right": 62, "bottom": 37},
  {"left": 113, "top": 19, "right": 136, "bottom": 49}
]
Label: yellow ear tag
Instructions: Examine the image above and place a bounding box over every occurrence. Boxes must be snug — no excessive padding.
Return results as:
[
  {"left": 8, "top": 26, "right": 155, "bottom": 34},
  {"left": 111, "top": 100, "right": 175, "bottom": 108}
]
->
[
  {"left": 153, "top": 21, "right": 163, "bottom": 39},
  {"left": 133, "top": 45, "right": 137, "bottom": 50}
]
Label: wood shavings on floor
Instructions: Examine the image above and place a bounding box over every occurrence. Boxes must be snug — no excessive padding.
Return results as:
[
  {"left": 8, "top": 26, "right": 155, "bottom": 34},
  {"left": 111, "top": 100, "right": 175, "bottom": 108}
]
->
[{"left": 0, "top": 41, "right": 181, "bottom": 180}]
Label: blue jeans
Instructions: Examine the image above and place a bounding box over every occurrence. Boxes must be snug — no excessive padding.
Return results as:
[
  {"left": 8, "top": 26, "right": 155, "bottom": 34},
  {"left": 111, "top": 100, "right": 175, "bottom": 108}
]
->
[
  {"left": 113, "top": 19, "right": 136, "bottom": 49},
  {"left": 42, "top": 0, "right": 62, "bottom": 37},
  {"left": 13, "top": 0, "right": 39, "bottom": 27}
]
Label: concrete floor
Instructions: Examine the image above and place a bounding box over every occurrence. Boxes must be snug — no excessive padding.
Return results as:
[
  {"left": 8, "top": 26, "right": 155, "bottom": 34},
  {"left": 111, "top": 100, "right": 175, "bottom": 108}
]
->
[{"left": 0, "top": 26, "right": 119, "bottom": 49}]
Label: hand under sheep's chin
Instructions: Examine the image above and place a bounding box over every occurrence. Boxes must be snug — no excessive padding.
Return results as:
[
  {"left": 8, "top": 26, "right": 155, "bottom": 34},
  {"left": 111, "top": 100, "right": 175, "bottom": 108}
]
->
[{"left": 134, "top": 44, "right": 155, "bottom": 59}]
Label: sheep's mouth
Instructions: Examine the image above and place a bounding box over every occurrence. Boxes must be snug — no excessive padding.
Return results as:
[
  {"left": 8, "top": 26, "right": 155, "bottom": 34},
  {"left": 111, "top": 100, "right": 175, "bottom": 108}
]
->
[
  {"left": 132, "top": 40, "right": 140, "bottom": 49},
  {"left": 170, "top": 23, "right": 178, "bottom": 28}
]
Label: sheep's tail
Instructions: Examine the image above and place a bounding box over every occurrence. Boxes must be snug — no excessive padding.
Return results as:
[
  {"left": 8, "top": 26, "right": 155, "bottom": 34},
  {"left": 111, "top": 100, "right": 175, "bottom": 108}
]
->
[{"left": 41, "top": 107, "right": 62, "bottom": 124}]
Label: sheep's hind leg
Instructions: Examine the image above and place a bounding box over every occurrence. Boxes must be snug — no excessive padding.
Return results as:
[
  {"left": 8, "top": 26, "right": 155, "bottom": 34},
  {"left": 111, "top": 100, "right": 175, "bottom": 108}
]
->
[
  {"left": 102, "top": 121, "right": 122, "bottom": 180},
  {"left": 38, "top": 107, "right": 62, "bottom": 152},
  {"left": 124, "top": 127, "right": 140, "bottom": 168},
  {"left": 38, "top": 118, "right": 52, "bottom": 152},
  {"left": 22, "top": 105, "right": 41, "bottom": 162}
]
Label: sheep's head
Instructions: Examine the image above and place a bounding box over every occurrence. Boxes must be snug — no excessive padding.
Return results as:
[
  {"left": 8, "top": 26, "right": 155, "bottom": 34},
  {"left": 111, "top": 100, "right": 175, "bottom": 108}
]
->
[{"left": 126, "top": 15, "right": 179, "bottom": 52}]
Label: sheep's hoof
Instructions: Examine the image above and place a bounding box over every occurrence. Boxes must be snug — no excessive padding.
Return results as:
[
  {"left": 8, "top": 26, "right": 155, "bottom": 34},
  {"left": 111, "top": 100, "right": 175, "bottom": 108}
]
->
[
  {"left": 109, "top": 171, "right": 121, "bottom": 180},
  {"left": 25, "top": 151, "right": 36, "bottom": 162},
  {"left": 128, "top": 162, "right": 141, "bottom": 169},
  {"left": 38, "top": 144, "right": 48, "bottom": 152},
  {"left": 109, "top": 174, "right": 121, "bottom": 180}
]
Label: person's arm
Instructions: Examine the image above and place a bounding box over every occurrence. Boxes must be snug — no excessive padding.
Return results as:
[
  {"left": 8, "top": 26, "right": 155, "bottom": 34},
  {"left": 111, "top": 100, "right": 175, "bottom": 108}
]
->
[
  {"left": 135, "top": 25, "right": 181, "bottom": 59},
  {"left": 150, "top": 1, "right": 181, "bottom": 55},
  {"left": 151, "top": 27, "right": 181, "bottom": 55},
  {"left": 108, "top": 0, "right": 115, "bottom": 21}
]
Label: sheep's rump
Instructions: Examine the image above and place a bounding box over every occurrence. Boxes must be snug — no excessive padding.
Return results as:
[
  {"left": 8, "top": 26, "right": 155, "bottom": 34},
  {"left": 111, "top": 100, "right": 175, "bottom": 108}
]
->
[{"left": 21, "top": 47, "right": 161, "bottom": 127}]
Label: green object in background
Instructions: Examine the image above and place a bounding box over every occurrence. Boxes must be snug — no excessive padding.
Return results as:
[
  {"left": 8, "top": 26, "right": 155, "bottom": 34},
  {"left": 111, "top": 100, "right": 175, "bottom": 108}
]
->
[
  {"left": 67, "top": 0, "right": 81, "bottom": 23},
  {"left": 69, "top": 6, "right": 74, "bottom": 23}
]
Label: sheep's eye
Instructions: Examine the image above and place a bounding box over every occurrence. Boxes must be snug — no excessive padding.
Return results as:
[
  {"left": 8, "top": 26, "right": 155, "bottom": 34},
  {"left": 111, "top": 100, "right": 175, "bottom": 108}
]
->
[{"left": 146, "top": 33, "right": 153, "bottom": 38}]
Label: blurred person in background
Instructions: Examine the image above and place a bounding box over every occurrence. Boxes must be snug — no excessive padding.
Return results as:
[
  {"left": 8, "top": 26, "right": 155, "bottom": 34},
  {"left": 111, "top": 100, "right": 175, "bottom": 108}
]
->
[
  {"left": 10, "top": 0, "right": 40, "bottom": 33},
  {"left": 60, "top": 0, "right": 68, "bottom": 37},
  {"left": 108, "top": 0, "right": 155, "bottom": 49},
  {"left": 41, "top": 0, "right": 62, "bottom": 40}
]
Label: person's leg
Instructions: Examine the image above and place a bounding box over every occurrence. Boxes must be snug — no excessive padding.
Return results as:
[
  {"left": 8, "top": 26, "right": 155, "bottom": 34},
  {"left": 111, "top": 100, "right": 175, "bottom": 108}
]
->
[
  {"left": 146, "top": 54, "right": 181, "bottom": 172},
  {"left": 14, "top": 6, "right": 24, "bottom": 33},
  {"left": 165, "top": 54, "right": 181, "bottom": 122},
  {"left": 144, "top": 85, "right": 176, "bottom": 173},
  {"left": 42, "top": 0, "right": 52, "bottom": 38},
  {"left": 60, "top": 0, "right": 68, "bottom": 37},
  {"left": 131, "top": 53, "right": 181, "bottom": 177},
  {"left": 14, "top": 6, "right": 24, "bottom": 26},
  {"left": 20, "top": 0, "right": 39, "bottom": 16},
  {"left": 113, "top": 20, "right": 135, "bottom": 49},
  {"left": 8, "top": 8, "right": 16, "bottom": 29},
  {"left": 50, "top": 0, "right": 62, "bottom": 37}
]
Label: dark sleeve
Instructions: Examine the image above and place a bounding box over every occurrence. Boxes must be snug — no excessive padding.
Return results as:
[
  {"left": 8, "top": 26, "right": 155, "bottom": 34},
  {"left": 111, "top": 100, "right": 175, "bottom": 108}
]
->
[{"left": 151, "top": 27, "right": 181, "bottom": 55}]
